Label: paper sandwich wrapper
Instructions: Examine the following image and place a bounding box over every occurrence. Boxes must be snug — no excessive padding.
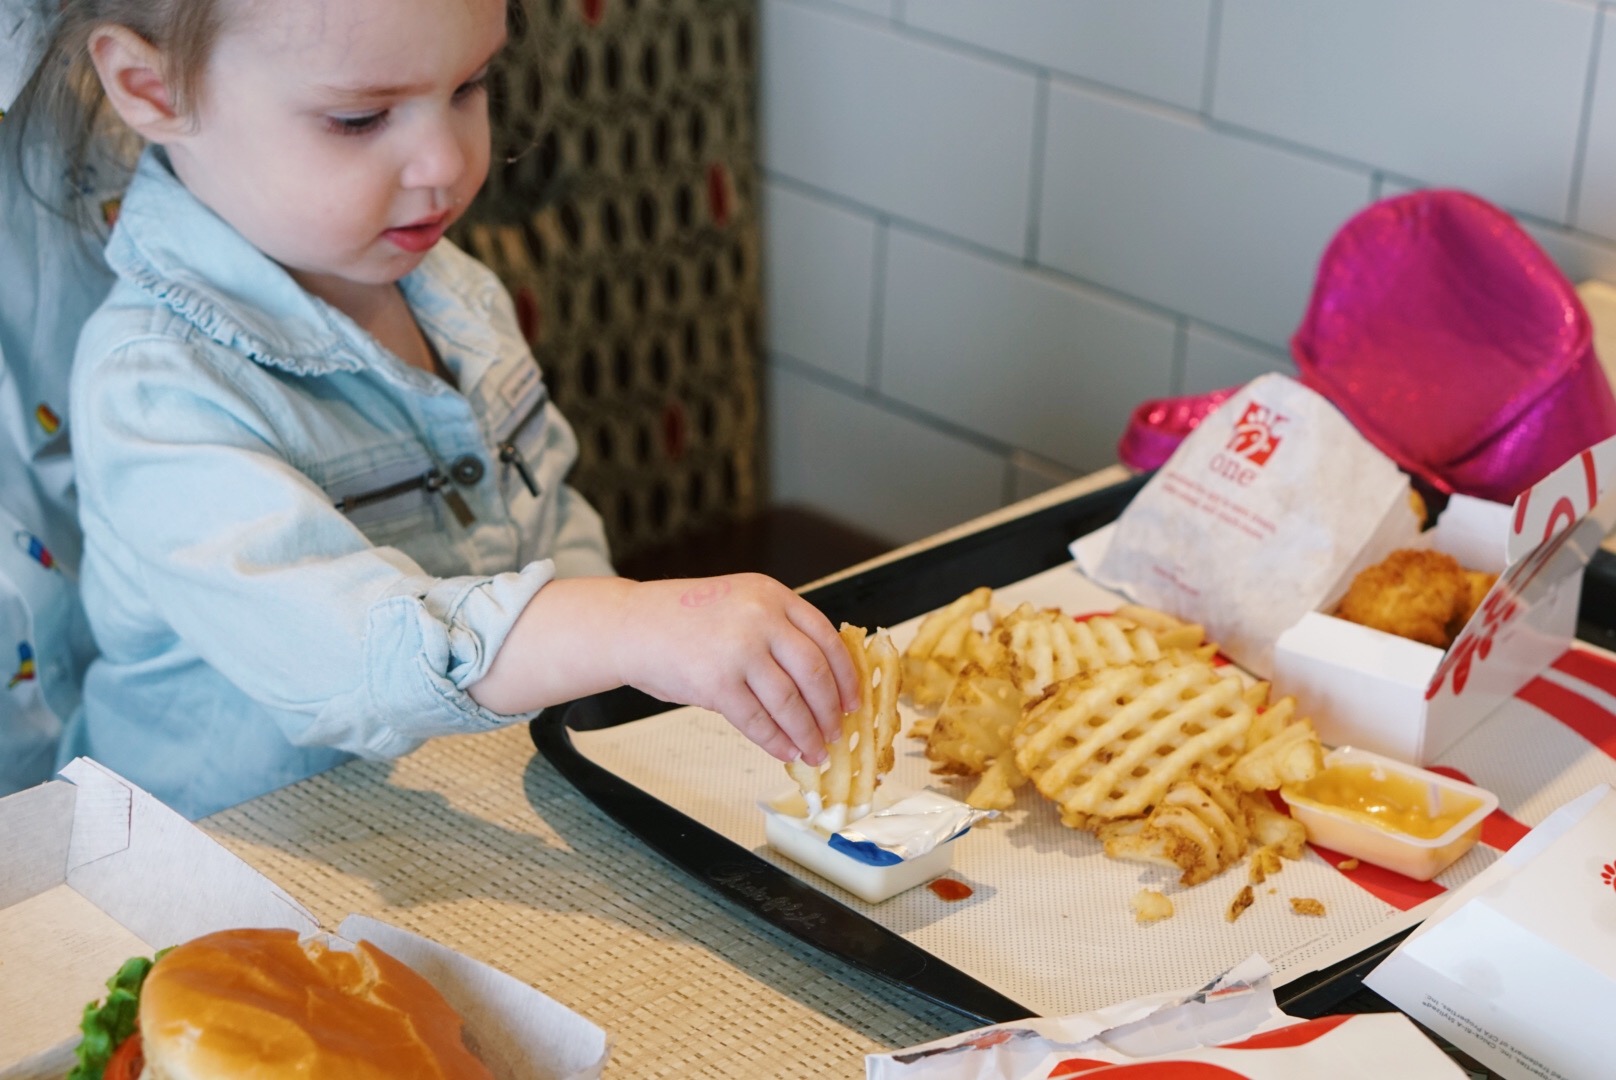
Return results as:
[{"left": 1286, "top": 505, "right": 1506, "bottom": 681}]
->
[
  {"left": 0, "top": 758, "right": 609, "bottom": 1080},
  {"left": 1078, "top": 374, "right": 1616, "bottom": 765},
  {"left": 1081, "top": 373, "right": 1422, "bottom": 680},
  {"left": 1366, "top": 783, "right": 1616, "bottom": 1080},
  {"left": 866, "top": 955, "right": 1467, "bottom": 1079}
]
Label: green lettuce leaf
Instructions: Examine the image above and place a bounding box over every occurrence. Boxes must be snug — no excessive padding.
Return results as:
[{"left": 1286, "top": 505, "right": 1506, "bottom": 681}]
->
[{"left": 67, "top": 949, "right": 168, "bottom": 1080}]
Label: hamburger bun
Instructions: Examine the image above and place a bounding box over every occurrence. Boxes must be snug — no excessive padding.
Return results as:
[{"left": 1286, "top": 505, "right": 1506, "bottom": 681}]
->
[{"left": 138, "top": 927, "right": 494, "bottom": 1079}]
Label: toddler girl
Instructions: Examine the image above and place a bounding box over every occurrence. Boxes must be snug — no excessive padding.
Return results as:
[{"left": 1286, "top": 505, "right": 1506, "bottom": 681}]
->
[{"left": 23, "top": 0, "right": 859, "bottom": 818}]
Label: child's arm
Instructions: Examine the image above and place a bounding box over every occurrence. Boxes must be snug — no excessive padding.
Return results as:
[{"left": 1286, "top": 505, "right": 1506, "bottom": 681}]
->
[{"left": 467, "top": 573, "right": 862, "bottom": 766}]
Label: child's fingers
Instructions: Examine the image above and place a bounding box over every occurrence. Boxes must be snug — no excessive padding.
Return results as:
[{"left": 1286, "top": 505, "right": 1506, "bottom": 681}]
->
[
  {"left": 721, "top": 683, "right": 815, "bottom": 764},
  {"left": 784, "top": 599, "right": 862, "bottom": 716},
  {"left": 769, "top": 631, "right": 845, "bottom": 744},
  {"left": 745, "top": 663, "right": 829, "bottom": 765}
]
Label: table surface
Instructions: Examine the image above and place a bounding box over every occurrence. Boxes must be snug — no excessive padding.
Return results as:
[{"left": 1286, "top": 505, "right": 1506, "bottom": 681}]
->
[{"left": 199, "top": 467, "right": 1137, "bottom": 1079}]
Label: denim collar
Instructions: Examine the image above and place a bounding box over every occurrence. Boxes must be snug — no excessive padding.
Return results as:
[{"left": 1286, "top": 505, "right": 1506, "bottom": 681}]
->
[{"left": 106, "top": 147, "right": 504, "bottom": 393}]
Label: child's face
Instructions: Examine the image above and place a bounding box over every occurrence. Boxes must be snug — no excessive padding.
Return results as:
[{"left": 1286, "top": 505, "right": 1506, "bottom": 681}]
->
[{"left": 163, "top": 0, "right": 504, "bottom": 305}]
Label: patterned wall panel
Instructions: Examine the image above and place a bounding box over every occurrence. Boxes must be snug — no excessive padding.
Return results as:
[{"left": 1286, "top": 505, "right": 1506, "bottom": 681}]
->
[{"left": 457, "top": 0, "right": 762, "bottom": 561}]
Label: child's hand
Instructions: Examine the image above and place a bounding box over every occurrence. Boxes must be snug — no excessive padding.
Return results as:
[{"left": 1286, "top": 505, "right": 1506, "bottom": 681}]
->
[{"left": 611, "top": 574, "right": 862, "bottom": 765}]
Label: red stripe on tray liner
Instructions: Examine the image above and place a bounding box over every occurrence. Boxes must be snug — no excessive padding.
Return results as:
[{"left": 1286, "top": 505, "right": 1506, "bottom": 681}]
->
[
  {"left": 1516, "top": 672, "right": 1616, "bottom": 760},
  {"left": 1551, "top": 646, "right": 1616, "bottom": 700}
]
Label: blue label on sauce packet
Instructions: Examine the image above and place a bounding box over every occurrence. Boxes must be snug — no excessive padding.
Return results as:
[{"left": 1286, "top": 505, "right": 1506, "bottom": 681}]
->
[{"left": 829, "top": 791, "right": 995, "bottom": 866}]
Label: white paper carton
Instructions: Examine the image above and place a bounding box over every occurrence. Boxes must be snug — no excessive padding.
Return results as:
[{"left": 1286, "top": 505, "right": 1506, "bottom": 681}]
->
[
  {"left": 1365, "top": 784, "right": 1616, "bottom": 1080},
  {"left": 0, "top": 759, "right": 608, "bottom": 1080},
  {"left": 1273, "top": 460, "right": 1616, "bottom": 765}
]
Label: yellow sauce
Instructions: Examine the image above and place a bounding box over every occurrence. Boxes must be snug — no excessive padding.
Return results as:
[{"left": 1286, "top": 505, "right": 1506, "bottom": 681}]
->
[{"left": 1286, "top": 763, "right": 1481, "bottom": 840}]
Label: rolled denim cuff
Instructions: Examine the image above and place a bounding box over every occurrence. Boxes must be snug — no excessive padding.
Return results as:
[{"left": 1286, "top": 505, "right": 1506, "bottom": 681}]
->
[{"left": 349, "top": 560, "right": 557, "bottom": 753}]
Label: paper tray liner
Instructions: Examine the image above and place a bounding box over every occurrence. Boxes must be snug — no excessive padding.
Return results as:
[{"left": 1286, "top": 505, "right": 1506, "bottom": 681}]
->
[{"left": 572, "top": 563, "right": 1616, "bottom": 1018}]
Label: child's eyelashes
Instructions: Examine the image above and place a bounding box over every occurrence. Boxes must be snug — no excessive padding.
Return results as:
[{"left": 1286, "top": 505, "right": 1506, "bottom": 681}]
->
[
  {"left": 326, "top": 111, "right": 389, "bottom": 138},
  {"left": 322, "top": 74, "right": 486, "bottom": 138},
  {"left": 454, "top": 71, "right": 490, "bottom": 102}
]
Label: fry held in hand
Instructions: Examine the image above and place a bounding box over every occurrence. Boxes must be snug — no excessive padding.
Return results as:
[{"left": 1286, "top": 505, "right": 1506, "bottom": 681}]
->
[{"left": 786, "top": 624, "right": 901, "bottom": 828}]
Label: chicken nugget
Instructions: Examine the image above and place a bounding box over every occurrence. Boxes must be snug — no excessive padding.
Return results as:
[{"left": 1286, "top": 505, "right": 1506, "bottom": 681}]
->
[
  {"left": 1336, "top": 549, "right": 1469, "bottom": 648},
  {"left": 1452, "top": 569, "right": 1497, "bottom": 636}
]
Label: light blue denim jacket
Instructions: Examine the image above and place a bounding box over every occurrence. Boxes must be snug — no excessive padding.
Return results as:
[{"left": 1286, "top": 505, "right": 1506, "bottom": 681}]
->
[
  {"left": 61, "top": 148, "right": 612, "bottom": 818},
  {"left": 0, "top": 27, "right": 126, "bottom": 799}
]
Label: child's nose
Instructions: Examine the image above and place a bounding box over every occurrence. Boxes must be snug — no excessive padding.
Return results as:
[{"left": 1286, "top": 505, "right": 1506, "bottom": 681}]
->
[{"left": 401, "top": 119, "right": 471, "bottom": 192}]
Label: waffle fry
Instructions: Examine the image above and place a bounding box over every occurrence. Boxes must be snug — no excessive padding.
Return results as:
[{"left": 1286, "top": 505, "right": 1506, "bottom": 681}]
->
[
  {"left": 999, "top": 604, "right": 1209, "bottom": 698},
  {"left": 901, "top": 590, "right": 1209, "bottom": 712},
  {"left": 1249, "top": 845, "right": 1283, "bottom": 884},
  {"left": 1111, "top": 604, "right": 1207, "bottom": 652},
  {"left": 924, "top": 663, "right": 1021, "bottom": 777},
  {"left": 1100, "top": 767, "right": 1249, "bottom": 885},
  {"left": 1227, "top": 704, "right": 1323, "bottom": 792},
  {"left": 1000, "top": 603, "right": 1216, "bottom": 699},
  {"left": 920, "top": 659, "right": 1028, "bottom": 811},
  {"left": 901, "top": 587, "right": 996, "bottom": 708},
  {"left": 785, "top": 624, "right": 901, "bottom": 824},
  {"left": 1245, "top": 793, "right": 1308, "bottom": 860},
  {"left": 1014, "top": 658, "right": 1257, "bottom": 821}
]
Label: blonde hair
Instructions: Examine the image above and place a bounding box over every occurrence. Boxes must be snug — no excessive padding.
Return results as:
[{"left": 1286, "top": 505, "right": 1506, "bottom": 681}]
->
[
  {"left": 12, "top": 0, "right": 227, "bottom": 211},
  {"left": 14, "top": 0, "right": 527, "bottom": 217}
]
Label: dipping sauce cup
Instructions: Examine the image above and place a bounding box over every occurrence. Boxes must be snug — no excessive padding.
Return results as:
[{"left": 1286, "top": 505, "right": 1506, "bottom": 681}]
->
[{"left": 1280, "top": 747, "right": 1498, "bottom": 881}]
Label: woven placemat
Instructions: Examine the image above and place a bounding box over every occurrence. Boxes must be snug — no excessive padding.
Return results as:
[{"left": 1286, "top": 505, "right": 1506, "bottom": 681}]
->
[{"left": 202, "top": 722, "right": 968, "bottom": 1078}]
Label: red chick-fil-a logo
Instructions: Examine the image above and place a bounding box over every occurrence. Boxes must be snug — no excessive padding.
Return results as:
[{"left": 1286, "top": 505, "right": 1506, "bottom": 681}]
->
[
  {"left": 1603, "top": 861, "right": 1616, "bottom": 892},
  {"left": 1209, "top": 402, "right": 1287, "bottom": 487},
  {"left": 1227, "top": 402, "right": 1286, "bottom": 465}
]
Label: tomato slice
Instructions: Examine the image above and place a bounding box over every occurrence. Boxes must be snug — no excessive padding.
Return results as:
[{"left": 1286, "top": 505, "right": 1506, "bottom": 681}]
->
[{"left": 105, "top": 1031, "right": 144, "bottom": 1080}]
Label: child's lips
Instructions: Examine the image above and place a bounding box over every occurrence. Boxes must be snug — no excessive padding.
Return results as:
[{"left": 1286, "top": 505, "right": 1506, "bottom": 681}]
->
[{"left": 384, "top": 214, "right": 450, "bottom": 253}]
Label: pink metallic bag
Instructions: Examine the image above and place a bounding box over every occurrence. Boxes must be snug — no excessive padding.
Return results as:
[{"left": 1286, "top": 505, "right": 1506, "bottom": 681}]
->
[{"left": 1122, "top": 190, "right": 1616, "bottom": 504}]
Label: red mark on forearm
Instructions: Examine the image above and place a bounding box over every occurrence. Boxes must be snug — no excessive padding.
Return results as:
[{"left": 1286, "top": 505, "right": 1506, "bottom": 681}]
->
[{"left": 680, "top": 579, "right": 732, "bottom": 608}]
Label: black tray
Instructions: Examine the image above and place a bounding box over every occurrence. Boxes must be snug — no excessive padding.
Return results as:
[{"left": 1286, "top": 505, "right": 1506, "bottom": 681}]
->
[{"left": 533, "top": 475, "right": 1616, "bottom": 1027}]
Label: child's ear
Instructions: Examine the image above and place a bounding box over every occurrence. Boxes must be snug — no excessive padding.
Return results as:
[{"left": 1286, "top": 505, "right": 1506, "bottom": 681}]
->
[{"left": 88, "top": 25, "right": 186, "bottom": 141}]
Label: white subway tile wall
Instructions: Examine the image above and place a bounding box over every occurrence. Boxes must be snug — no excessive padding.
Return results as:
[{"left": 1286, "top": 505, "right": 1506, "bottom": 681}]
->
[
  {"left": 760, "top": 0, "right": 1616, "bottom": 545},
  {"left": 767, "top": 363, "right": 1007, "bottom": 542},
  {"left": 903, "top": 0, "right": 1215, "bottom": 111},
  {"left": 1038, "top": 84, "right": 1370, "bottom": 347},
  {"left": 1215, "top": 0, "right": 1595, "bottom": 222},
  {"left": 1577, "top": 10, "right": 1616, "bottom": 239},
  {"left": 879, "top": 226, "right": 1177, "bottom": 468},
  {"left": 759, "top": 2, "right": 1039, "bottom": 255},
  {"left": 1182, "top": 324, "right": 1292, "bottom": 397},
  {"left": 762, "top": 184, "right": 880, "bottom": 385}
]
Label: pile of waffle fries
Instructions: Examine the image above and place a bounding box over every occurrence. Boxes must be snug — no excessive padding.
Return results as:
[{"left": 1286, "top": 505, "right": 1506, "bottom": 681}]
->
[{"left": 905, "top": 589, "right": 1324, "bottom": 898}]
